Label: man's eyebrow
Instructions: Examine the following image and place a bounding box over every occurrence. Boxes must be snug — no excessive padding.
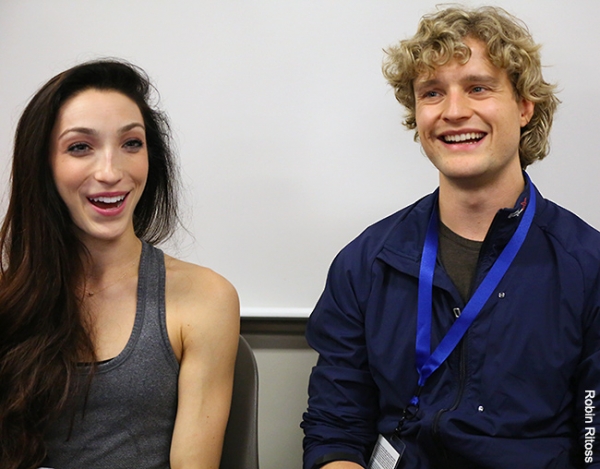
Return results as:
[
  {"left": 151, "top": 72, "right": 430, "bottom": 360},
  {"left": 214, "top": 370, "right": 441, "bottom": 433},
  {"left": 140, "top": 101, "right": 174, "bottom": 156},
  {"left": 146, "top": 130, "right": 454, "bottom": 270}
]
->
[
  {"left": 415, "top": 74, "right": 498, "bottom": 87},
  {"left": 462, "top": 74, "right": 499, "bottom": 85},
  {"left": 413, "top": 78, "right": 439, "bottom": 91}
]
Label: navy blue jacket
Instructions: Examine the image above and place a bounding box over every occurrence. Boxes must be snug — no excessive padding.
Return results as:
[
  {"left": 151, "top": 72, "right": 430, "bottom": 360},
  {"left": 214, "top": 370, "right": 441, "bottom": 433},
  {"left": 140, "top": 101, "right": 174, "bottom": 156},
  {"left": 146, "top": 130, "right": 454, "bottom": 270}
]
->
[{"left": 302, "top": 182, "right": 600, "bottom": 469}]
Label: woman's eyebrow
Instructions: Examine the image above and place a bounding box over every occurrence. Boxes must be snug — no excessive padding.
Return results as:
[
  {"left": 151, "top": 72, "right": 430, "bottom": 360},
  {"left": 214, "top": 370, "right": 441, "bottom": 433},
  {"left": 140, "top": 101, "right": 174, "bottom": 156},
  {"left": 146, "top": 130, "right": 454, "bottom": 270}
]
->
[
  {"left": 118, "top": 122, "right": 145, "bottom": 134},
  {"left": 57, "top": 122, "right": 145, "bottom": 140},
  {"left": 57, "top": 126, "right": 97, "bottom": 140}
]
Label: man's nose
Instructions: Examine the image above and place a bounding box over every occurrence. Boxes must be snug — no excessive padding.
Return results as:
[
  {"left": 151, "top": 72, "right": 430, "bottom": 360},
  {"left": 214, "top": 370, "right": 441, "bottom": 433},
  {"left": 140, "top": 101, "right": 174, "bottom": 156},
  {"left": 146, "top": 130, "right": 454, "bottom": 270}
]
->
[{"left": 442, "top": 90, "right": 472, "bottom": 122}]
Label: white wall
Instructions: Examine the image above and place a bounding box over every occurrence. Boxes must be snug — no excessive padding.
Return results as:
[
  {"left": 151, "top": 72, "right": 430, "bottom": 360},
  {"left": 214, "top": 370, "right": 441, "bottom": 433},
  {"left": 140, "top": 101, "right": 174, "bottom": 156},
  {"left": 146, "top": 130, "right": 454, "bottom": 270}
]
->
[{"left": 1, "top": 1, "right": 599, "bottom": 314}]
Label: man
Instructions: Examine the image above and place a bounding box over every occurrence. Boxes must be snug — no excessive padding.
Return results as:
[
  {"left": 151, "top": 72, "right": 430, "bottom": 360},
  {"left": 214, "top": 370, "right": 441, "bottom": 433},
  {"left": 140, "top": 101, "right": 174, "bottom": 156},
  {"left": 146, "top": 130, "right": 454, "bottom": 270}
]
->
[{"left": 302, "top": 6, "right": 600, "bottom": 468}]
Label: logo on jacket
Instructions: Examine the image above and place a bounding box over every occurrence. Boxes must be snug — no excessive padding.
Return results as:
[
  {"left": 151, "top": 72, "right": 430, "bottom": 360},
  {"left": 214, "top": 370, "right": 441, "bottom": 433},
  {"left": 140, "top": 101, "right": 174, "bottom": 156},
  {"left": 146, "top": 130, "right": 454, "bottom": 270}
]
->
[{"left": 508, "top": 197, "right": 528, "bottom": 219}]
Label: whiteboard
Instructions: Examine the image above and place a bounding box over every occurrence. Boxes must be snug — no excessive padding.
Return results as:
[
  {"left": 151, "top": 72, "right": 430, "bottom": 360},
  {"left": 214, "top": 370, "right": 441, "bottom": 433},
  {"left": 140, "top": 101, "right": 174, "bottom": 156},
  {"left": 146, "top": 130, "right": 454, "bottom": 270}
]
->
[{"left": 1, "top": 1, "right": 599, "bottom": 316}]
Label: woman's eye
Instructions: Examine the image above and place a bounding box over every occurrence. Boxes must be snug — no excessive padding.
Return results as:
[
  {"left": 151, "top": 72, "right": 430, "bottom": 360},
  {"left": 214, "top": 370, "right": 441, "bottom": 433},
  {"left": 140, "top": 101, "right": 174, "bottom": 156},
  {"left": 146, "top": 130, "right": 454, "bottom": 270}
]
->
[
  {"left": 67, "top": 142, "right": 91, "bottom": 154},
  {"left": 124, "top": 139, "right": 143, "bottom": 151}
]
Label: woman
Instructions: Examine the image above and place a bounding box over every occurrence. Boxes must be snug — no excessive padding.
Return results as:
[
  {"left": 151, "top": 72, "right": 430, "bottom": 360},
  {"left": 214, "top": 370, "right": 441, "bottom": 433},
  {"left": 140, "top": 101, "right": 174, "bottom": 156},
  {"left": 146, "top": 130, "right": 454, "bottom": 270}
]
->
[{"left": 0, "top": 60, "right": 240, "bottom": 469}]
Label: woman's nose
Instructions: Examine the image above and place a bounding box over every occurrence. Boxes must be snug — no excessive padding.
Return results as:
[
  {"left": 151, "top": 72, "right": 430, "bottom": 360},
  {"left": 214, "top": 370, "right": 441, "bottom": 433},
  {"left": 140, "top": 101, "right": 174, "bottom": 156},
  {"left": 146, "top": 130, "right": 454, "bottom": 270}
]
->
[{"left": 94, "top": 148, "right": 123, "bottom": 184}]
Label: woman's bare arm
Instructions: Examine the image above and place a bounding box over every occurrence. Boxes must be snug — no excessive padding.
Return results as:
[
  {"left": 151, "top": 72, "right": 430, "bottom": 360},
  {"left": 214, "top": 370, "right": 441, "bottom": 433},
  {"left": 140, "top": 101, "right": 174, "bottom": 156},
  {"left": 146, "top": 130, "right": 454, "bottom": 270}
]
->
[{"left": 166, "top": 259, "right": 240, "bottom": 469}]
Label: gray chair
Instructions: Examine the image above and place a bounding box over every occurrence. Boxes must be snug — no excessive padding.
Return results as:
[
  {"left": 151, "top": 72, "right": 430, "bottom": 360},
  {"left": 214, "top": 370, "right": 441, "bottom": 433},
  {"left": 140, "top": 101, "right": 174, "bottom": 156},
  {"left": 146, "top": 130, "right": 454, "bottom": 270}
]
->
[{"left": 220, "top": 335, "right": 260, "bottom": 469}]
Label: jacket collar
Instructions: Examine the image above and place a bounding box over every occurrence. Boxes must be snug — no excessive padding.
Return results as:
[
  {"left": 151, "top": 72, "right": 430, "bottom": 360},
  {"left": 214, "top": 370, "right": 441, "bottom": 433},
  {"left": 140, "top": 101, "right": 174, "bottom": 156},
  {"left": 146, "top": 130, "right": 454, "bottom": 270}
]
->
[{"left": 376, "top": 173, "right": 545, "bottom": 278}]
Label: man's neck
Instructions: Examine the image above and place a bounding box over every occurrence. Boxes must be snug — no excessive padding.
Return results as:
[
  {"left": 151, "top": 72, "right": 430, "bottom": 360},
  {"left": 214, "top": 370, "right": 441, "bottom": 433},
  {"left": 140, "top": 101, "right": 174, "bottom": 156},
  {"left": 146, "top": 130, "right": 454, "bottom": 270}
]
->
[{"left": 438, "top": 170, "right": 525, "bottom": 242}]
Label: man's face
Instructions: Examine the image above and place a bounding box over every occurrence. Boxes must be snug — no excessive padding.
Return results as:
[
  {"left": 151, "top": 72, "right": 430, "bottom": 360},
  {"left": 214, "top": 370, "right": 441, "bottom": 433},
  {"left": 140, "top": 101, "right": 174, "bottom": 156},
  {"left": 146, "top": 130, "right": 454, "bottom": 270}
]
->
[{"left": 413, "top": 38, "right": 534, "bottom": 188}]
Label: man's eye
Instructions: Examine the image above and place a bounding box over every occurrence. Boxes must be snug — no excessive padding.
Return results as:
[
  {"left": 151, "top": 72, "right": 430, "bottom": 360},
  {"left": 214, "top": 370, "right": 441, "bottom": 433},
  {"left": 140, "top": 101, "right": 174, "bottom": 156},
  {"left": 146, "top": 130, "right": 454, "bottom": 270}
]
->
[{"left": 419, "top": 90, "right": 439, "bottom": 99}]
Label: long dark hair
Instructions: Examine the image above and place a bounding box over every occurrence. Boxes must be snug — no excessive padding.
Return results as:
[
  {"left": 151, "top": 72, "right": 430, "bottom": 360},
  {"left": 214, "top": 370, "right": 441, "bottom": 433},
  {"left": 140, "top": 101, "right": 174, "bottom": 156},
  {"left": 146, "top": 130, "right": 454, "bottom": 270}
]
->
[{"left": 0, "top": 59, "right": 179, "bottom": 469}]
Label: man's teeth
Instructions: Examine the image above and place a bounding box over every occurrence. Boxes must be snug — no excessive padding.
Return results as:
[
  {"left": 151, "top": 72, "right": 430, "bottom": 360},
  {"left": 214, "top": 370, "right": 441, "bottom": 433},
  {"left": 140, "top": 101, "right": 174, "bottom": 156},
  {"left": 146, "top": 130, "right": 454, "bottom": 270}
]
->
[
  {"left": 90, "top": 195, "right": 125, "bottom": 203},
  {"left": 443, "top": 132, "right": 485, "bottom": 143}
]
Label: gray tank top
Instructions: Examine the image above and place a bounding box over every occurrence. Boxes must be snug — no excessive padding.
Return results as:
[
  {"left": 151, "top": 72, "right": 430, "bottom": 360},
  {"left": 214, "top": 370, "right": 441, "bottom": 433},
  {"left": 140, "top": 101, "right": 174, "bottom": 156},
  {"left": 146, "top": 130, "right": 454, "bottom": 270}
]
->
[{"left": 44, "top": 242, "right": 179, "bottom": 469}]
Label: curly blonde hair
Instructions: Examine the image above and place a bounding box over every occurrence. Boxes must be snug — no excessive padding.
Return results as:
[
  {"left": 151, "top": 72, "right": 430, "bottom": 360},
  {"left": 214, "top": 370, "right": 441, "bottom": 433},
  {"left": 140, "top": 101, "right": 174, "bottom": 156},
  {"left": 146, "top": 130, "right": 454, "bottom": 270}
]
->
[{"left": 382, "top": 5, "right": 559, "bottom": 168}]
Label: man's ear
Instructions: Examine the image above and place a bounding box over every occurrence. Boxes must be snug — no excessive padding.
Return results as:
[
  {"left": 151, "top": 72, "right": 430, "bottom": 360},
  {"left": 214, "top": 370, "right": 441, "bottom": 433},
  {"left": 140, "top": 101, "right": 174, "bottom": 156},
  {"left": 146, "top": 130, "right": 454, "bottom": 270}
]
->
[{"left": 519, "top": 98, "right": 535, "bottom": 127}]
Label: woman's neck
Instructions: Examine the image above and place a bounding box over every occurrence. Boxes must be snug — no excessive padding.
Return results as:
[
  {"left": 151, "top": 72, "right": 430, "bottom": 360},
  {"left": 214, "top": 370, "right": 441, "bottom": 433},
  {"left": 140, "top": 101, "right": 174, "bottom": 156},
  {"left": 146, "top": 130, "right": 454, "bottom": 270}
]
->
[{"left": 80, "top": 234, "right": 143, "bottom": 289}]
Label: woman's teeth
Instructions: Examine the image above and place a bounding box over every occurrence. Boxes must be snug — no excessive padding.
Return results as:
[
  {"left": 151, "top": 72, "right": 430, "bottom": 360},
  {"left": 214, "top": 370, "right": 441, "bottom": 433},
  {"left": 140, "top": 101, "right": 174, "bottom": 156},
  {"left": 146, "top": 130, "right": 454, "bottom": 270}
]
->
[{"left": 88, "top": 195, "right": 126, "bottom": 208}]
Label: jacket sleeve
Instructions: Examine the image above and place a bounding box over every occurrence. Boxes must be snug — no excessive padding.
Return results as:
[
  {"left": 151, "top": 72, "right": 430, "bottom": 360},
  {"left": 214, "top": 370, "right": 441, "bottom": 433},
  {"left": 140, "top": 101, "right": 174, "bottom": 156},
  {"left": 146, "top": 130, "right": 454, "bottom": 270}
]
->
[{"left": 301, "top": 244, "right": 380, "bottom": 469}]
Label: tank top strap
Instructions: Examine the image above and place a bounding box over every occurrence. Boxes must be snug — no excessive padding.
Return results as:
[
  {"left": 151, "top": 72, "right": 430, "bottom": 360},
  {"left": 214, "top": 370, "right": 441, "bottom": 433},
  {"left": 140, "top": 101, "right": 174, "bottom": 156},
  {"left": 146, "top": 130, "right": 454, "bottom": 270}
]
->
[{"left": 136, "top": 240, "right": 179, "bottom": 371}]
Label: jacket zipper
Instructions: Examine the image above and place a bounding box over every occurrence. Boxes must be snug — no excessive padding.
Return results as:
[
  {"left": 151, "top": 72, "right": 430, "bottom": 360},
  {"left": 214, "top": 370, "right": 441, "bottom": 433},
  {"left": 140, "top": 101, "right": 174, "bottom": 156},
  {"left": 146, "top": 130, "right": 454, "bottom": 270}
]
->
[{"left": 431, "top": 307, "right": 468, "bottom": 466}]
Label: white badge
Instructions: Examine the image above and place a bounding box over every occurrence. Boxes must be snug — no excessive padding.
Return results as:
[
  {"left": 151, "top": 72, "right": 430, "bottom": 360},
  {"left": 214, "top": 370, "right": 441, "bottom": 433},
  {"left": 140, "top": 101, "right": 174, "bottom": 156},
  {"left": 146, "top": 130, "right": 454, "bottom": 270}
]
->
[{"left": 367, "top": 434, "right": 406, "bottom": 469}]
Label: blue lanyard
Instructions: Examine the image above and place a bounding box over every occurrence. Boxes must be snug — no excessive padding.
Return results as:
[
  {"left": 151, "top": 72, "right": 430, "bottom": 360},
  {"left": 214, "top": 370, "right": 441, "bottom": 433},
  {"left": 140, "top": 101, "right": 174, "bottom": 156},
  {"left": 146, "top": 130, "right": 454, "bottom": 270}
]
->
[{"left": 413, "top": 175, "right": 536, "bottom": 404}]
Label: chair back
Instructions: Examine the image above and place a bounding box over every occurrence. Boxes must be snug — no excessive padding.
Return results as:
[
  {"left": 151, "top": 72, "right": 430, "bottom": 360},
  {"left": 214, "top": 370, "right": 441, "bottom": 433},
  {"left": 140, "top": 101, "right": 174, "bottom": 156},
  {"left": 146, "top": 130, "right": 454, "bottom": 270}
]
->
[{"left": 220, "top": 335, "right": 259, "bottom": 469}]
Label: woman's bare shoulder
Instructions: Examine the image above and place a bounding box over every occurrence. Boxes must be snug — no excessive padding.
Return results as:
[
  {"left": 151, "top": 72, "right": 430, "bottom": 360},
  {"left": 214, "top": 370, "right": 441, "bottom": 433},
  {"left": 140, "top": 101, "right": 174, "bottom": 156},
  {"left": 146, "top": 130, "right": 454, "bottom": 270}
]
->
[{"left": 163, "top": 254, "right": 239, "bottom": 332}]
